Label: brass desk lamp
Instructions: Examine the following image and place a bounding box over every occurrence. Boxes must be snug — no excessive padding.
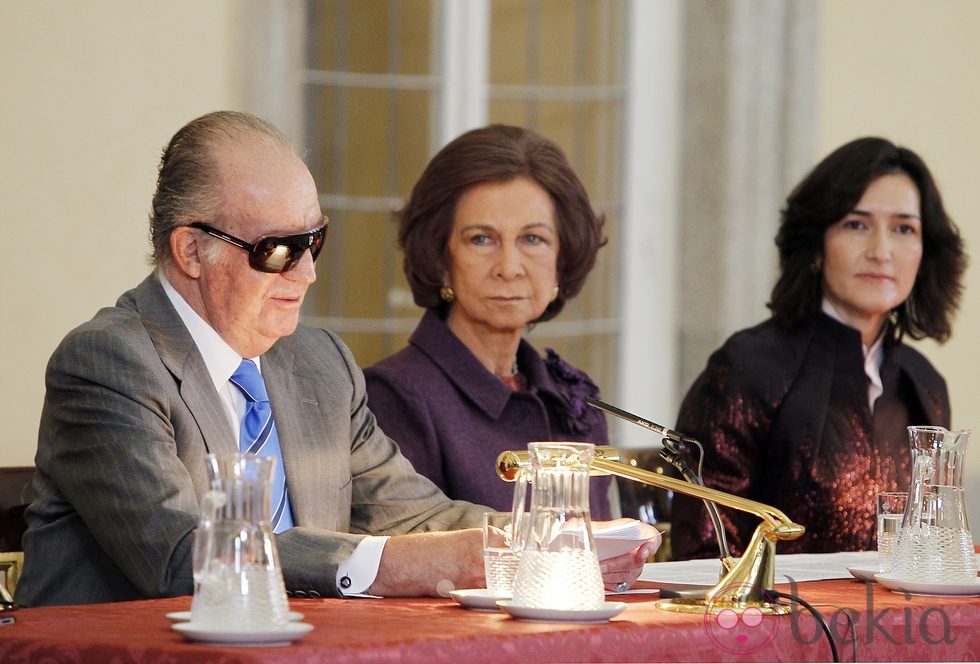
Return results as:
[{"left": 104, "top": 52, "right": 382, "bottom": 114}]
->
[{"left": 496, "top": 445, "right": 805, "bottom": 615}]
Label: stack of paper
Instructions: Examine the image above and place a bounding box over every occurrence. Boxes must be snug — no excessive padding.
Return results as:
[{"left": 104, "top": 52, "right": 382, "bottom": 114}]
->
[{"left": 593, "top": 519, "right": 655, "bottom": 560}]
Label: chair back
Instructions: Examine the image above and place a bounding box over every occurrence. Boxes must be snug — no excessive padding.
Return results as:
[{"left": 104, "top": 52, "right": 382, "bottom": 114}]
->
[
  {"left": 0, "top": 467, "right": 34, "bottom": 552},
  {"left": 615, "top": 450, "right": 676, "bottom": 562},
  {"left": 0, "top": 466, "right": 32, "bottom": 601}
]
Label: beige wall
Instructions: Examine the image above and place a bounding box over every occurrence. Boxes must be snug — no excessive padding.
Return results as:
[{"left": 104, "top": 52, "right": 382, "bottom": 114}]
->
[
  {"left": 816, "top": 0, "right": 980, "bottom": 515},
  {"left": 3, "top": 1, "right": 979, "bottom": 493},
  {"left": 0, "top": 1, "right": 244, "bottom": 465}
]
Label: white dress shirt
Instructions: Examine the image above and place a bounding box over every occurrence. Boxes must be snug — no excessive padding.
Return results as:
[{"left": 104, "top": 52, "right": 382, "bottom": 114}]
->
[
  {"left": 160, "top": 274, "right": 387, "bottom": 596},
  {"left": 821, "top": 298, "right": 885, "bottom": 413}
]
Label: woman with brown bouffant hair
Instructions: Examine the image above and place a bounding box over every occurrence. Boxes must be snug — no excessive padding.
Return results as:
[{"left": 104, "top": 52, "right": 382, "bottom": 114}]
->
[
  {"left": 672, "top": 137, "right": 966, "bottom": 560},
  {"left": 364, "top": 124, "right": 614, "bottom": 518}
]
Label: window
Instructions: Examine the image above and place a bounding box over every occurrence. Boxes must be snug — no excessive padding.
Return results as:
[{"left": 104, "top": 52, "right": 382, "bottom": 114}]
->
[{"left": 303, "top": 0, "right": 628, "bottom": 394}]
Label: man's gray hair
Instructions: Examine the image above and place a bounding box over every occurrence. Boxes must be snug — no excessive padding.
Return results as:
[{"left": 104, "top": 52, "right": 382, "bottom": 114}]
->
[{"left": 149, "top": 111, "right": 293, "bottom": 268}]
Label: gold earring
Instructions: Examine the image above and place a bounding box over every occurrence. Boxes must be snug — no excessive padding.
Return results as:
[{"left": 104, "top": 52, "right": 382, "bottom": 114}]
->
[
  {"left": 551, "top": 285, "right": 560, "bottom": 302},
  {"left": 440, "top": 286, "right": 455, "bottom": 302}
]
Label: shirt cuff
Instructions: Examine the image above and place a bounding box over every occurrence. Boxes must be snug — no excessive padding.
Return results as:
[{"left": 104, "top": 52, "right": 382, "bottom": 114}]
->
[{"left": 336, "top": 535, "right": 390, "bottom": 597}]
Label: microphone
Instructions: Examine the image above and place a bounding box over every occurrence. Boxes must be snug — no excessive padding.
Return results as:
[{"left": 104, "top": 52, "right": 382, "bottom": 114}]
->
[
  {"left": 584, "top": 397, "right": 699, "bottom": 450},
  {"left": 585, "top": 396, "right": 733, "bottom": 563}
]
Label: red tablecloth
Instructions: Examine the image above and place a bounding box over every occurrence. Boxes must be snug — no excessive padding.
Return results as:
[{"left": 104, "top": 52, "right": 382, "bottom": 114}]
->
[{"left": 2, "top": 579, "right": 979, "bottom": 663}]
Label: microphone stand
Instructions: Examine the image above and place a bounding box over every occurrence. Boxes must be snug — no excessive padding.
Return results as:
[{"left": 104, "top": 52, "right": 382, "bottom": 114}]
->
[{"left": 584, "top": 397, "right": 733, "bottom": 567}]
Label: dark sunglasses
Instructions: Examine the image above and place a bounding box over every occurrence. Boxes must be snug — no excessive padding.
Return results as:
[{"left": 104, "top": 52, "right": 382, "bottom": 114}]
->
[{"left": 189, "top": 221, "right": 328, "bottom": 273}]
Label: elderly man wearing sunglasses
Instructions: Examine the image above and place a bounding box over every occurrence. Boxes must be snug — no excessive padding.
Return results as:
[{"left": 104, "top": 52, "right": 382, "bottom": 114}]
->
[{"left": 16, "top": 111, "right": 498, "bottom": 606}]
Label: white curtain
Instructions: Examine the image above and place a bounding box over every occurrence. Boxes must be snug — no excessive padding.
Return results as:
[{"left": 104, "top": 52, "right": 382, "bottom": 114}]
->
[{"left": 677, "top": 0, "right": 817, "bottom": 396}]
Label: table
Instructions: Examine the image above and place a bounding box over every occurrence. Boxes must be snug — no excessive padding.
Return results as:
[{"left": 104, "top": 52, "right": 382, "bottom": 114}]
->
[{"left": 2, "top": 578, "right": 979, "bottom": 663}]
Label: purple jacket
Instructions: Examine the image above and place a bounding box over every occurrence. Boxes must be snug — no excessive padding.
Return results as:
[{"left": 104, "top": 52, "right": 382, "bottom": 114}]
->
[{"left": 365, "top": 308, "right": 612, "bottom": 519}]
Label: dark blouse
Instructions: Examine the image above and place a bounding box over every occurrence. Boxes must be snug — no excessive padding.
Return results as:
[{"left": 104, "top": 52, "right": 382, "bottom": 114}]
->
[
  {"left": 364, "top": 308, "right": 613, "bottom": 519},
  {"left": 671, "top": 314, "right": 949, "bottom": 560}
]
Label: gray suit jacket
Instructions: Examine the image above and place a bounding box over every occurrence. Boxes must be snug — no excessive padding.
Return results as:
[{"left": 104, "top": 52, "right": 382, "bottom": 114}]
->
[{"left": 17, "top": 275, "right": 484, "bottom": 606}]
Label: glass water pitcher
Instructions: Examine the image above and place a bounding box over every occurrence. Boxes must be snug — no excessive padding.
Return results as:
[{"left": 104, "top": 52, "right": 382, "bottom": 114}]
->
[
  {"left": 889, "top": 426, "right": 976, "bottom": 584},
  {"left": 509, "top": 442, "right": 605, "bottom": 611},
  {"left": 190, "top": 454, "right": 291, "bottom": 629}
]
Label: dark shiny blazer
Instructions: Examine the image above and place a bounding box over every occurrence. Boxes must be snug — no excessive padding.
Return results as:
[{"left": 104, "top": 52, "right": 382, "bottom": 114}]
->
[{"left": 671, "top": 314, "right": 949, "bottom": 560}]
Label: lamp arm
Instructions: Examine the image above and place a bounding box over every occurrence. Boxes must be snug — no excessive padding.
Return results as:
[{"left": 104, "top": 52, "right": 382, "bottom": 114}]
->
[
  {"left": 589, "top": 458, "right": 804, "bottom": 539},
  {"left": 495, "top": 448, "right": 803, "bottom": 540}
]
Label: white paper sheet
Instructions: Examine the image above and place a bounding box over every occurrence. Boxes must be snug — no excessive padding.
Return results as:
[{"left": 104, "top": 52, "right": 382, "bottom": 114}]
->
[{"left": 639, "top": 550, "right": 881, "bottom": 586}]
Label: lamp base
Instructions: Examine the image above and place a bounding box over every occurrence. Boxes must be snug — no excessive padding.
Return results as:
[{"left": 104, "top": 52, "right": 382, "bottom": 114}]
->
[{"left": 655, "top": 597, "right": 793, "bottom": 615}]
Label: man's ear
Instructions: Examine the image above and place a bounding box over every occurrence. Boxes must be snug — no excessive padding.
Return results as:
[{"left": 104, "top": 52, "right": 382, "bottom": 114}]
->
[{"left": 170, "top": 226, "right": 203, "bottom": 278}]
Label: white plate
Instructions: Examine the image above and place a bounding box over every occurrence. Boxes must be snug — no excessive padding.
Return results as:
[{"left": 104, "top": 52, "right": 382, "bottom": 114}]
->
[
  {"left": 874, "top": 575, "right": 980, "bottom": 597},
  {"left": 165, "top": 611, "right": 304, "bottom": 622},
  {"left": 171, "top": 621, "right": 313, "bottom": 646},
  {"left": 496, "top": 600, "right": 626, "bottom": 623},
  {"left": 449, "top": 588, "right": 510, "bottom": 611},
  {"left": 847, "top": 568, "right": 880, "bottom": 583}
]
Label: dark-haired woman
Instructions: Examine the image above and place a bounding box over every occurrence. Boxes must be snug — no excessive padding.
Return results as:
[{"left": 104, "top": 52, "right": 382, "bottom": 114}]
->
[
  {"left": 672, "top": 137, "right": 966, "bottom": 560},
  {"left": 365, "top": 124, "right": 618, "bottom": 519}
]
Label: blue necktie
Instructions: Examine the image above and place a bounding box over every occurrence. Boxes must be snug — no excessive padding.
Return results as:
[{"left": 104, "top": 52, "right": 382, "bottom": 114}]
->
[{"left": 229, "top": 359, "right": 294, "bottom": 533}]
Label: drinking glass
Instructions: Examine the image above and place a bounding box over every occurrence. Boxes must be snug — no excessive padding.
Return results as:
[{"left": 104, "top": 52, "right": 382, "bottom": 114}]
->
[
  {"left": 483, "top": 511, "right": 518, "bottom": 597},
  {"left": 877, "top": 491, "right": 906, "bottom": 574}
]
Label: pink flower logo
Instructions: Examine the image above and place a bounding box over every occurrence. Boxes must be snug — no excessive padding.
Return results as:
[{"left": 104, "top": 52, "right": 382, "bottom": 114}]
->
[{"left": 702, "top": 584, "right": 780, "bottom": 655}]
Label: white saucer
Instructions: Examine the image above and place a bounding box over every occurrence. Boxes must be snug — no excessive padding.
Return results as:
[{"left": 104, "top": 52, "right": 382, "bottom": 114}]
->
[
  {"left": 449, "top": 588, "right": 510, "bottom": 611},
  {"left": 171, "top": 621, "right": 313, "bottom": 646},
  {"left": 166, "top": 611, "right": 304, "bottom": 622},
  {"left": 875, "top": 575, "right": 980, "bottom": 597},
  {"left": 847, "top": 567, "right": 880, "bottom": 583},
  {"left": 496, "top": 600, "right": 626, "bottom": 623}
]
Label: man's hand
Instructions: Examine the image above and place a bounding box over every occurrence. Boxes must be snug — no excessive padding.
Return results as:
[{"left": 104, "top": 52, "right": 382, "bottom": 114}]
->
[
  {"left": 369, "top": 529, "right": 484, "bottom": 597},
  {"left": 369, "top": 520, "right": 660, "bottom": 597},
  {"left": 596, "top": 521, "right": 661, "bottom": 592}
]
